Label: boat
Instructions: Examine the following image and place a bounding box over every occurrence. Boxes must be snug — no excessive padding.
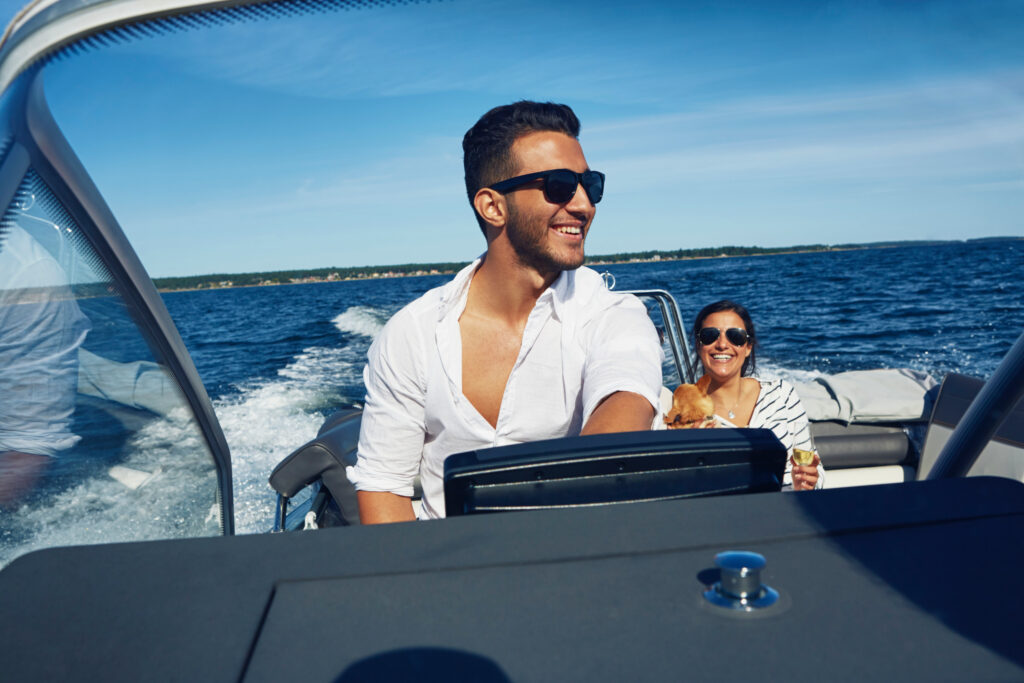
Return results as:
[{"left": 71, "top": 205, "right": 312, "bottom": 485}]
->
[{"left": 1, "top": 0, "right": 1023, "bottom": 680}]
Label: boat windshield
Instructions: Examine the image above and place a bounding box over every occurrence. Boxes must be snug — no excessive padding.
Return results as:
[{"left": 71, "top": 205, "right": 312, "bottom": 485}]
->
[{"left": 0, "top": 93, "right": 224, "bottom": 566}]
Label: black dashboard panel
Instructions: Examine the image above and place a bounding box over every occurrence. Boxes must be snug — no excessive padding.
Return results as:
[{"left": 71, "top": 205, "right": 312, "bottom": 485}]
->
[{"left": 444, "top": 428, "right": 787, "bottom": 515}]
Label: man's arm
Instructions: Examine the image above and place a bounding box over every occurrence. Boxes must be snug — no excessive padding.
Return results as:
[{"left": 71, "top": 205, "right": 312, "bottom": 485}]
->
[
  {"left": 578, "top": 291, "right": 664, "bottom": 432},
  {"left": 357, "top": 491, "right": 416, "bottom": 524},
  {"left": 348, "top": 308, "right": 430, "bottom": 524},
  {"left": 0, "top": 451, "right": 51, "bottom": 508},
  {"left": 580, "top": 391, "right": 656, "bottom": 435}
]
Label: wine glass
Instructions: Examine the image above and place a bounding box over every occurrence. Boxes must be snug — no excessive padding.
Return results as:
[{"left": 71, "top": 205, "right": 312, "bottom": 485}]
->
[{"left": 792, "top": 448, "right": 815, "bottom": 466}]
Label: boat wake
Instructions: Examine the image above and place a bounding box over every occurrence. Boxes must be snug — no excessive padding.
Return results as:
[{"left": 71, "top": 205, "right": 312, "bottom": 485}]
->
[
  {"left": 0, "top": 406, "right": 220, "bottom": 568},
  {"left": 332, "top": 305, "right": 386, "bottom": 339},
  {"left": 219, "top": 338, "right": 372, "bottom": 534},
  {"left": 0, "top": 307, "right": 386, "bottom": 567}
]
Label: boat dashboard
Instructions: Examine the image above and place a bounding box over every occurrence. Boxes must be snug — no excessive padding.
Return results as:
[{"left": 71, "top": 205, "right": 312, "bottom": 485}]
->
[{"left": 2, "top": 475, "right": 1023, "bottom": 681}]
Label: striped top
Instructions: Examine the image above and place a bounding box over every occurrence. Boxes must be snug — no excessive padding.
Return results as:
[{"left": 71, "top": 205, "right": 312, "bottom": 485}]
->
[{"left": 717, "top": 378, "right": 826, "bottom": 490}]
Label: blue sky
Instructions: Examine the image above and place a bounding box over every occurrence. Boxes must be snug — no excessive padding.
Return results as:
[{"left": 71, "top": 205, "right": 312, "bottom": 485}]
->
[{"left": 4, "top": 0, "right": 1023, "bottom": 277}]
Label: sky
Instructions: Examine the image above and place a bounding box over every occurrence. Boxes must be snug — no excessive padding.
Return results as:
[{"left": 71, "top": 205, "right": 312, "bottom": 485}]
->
[{"left": 2, "top": 0, "right": 1023, "bottom": 277}]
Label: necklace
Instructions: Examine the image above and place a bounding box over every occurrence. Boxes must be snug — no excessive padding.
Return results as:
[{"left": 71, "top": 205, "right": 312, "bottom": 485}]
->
[{"left": 726, "top": 389, "right": 742, "bottom": 420}]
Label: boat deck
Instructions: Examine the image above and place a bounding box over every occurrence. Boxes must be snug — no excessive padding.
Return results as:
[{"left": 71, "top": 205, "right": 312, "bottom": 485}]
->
[{"left": 2, "top": 476, "right": 1022, "bottom": 681}]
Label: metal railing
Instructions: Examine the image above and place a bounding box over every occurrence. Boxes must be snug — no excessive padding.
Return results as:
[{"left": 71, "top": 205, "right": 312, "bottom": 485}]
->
[{"left": 624, "top": 288, "right": 696, "bottom": 385}]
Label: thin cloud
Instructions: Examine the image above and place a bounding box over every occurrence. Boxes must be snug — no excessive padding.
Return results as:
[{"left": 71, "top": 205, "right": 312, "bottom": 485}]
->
[
  {"left": 591, "top": 70, "right": 1024, "bottom": 132},
  {"left": 589, "top": 73, "right": 1024, "bottom": 189}
]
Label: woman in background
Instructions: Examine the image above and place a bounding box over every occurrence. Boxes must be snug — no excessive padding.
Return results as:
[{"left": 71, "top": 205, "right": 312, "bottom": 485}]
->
[{"left": 693, "top": 300, "right": 824, "bottom": 490}]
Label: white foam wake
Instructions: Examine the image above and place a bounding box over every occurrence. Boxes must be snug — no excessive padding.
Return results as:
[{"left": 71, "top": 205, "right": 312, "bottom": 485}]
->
[
  {"left": 757, "top": 362, "right": 828, "bottom": 385},
  {"left": 220, "top": 342, "right": 370, "bottom": 534},
  {"left": 0, "top": 338, "right": 374, "bottom": 568},
  {"left": 332, "top": 306, "right": 387, "bottom": 339},
  {"left": 0, "top": 406, "right": 221, "bottom": 568}
]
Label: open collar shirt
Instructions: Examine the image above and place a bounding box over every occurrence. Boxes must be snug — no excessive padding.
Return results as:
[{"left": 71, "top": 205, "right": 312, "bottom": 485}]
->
[{"left": 347, "top": 258, "right": 663, "bottom": 519}]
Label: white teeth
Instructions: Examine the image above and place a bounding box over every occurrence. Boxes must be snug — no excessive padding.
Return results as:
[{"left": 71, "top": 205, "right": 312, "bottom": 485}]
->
[
  {"left": 712, "top": 355, "right": 731, "bottom": 360},
  {"left": 554, "top": 226, "right": 581, "bottom": 235}
]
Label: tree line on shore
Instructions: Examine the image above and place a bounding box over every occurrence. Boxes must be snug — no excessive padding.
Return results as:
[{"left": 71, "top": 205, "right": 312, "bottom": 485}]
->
[{"left": 150, "top": 238, "right": 983, "bottom": 292}]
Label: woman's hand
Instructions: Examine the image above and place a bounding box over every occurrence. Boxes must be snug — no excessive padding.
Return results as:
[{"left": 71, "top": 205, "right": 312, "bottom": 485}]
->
[{"left": 791, "top": 452, "right": 820, "bottom": 491}]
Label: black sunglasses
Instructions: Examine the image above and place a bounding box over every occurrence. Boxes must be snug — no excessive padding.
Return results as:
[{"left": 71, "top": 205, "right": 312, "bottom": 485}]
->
[
  {"left": 488, "top": 169, "right": 605, "bottom": 205},
  {"left": 698, "top": 327, "right": 751, "bottom": 346}
]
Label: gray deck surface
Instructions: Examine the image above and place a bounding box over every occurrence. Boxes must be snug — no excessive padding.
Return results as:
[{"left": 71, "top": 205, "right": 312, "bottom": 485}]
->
[{"left": 2, "top": 477, "right": 1022, "bottom": 682}]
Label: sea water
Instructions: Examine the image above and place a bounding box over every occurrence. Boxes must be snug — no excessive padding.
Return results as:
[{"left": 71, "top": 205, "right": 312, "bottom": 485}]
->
[{"left": 153, "top": 239, "right": 1023, "bottom": 533}]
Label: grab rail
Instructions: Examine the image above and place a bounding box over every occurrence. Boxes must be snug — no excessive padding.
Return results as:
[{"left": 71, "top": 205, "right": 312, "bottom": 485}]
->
[{"left": 624, "top": 288, "right": 696, "bottom": 384}]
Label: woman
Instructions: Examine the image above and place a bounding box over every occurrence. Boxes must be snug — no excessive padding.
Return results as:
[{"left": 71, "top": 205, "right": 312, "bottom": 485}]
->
[{"left": 692, "top": 300, "right": 824, "bottom": 490}]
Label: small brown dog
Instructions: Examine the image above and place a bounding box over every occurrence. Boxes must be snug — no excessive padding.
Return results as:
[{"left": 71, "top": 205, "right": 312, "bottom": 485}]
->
[{"left": 664, "top": 375, "right": 715, "bottom": 429}]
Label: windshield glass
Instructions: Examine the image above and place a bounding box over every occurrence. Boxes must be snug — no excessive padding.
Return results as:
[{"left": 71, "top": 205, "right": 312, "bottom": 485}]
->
[
  {"left": 0, "top": 159, "right": 222, "bottom": 567},
  {"left": 16, "top": 0, "right": 1024, "bottom": 531}
]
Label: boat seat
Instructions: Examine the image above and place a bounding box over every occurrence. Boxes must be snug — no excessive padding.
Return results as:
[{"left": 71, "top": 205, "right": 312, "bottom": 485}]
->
[
  {"left": 268, "top": 407, "right": 425, "bottom": 527},
  {"left": 809, "top": 421, "right": 916, "bottom": 469},
  {"left": 269, "top": 408, "right": 363, "bottom": 525}
]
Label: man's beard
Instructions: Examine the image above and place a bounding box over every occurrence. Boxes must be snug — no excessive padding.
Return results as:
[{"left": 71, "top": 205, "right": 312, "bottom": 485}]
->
[{"left": 505, "top": 203, "right": 585, "bottom": 275}]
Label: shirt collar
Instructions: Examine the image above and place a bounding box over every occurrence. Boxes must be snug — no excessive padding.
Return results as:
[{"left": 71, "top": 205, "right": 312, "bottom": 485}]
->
[
  {"left": 436, "top": 256, "right": 483, "bottom": 322},
  {"left": 547, "top": 268, "right": 575, "bottom": 323}
]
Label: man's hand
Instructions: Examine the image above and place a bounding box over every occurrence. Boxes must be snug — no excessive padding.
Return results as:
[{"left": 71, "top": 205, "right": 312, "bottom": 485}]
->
[
  {"left": 357, "top": 490, "right": 416, "bottom": 524},
  {"left": 580, "top": 391, "right": 656, "bottom": 435},
  {"left": 0, "top": 451, "right": 51, "bottom": 508}
]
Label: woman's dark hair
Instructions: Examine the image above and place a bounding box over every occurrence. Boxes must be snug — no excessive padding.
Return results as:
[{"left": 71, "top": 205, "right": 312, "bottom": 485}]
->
[
  {"left": 462, "top": 101, "right": 581, "bottom": 235},
  {"left": 693, "top": 299, "right": 758, "bottom": 377}
]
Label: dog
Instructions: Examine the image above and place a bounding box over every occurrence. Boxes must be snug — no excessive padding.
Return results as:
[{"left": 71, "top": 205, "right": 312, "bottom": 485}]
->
[{"left": 664, "top": 374, "right": 715, "bottom": 429}]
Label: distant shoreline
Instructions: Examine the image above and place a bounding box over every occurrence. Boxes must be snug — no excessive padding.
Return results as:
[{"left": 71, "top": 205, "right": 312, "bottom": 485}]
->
[{"left": 153, "top": 236, "right": 1021, "bottom": 293}]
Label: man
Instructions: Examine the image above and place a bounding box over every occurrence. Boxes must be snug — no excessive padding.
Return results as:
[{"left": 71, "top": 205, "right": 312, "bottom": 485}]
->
[
  {"left": 0, "top": 223, "right": 90, "bottom": 508},
  {"left": 348, "top": 101, "right": 663, "bottom": 522}
]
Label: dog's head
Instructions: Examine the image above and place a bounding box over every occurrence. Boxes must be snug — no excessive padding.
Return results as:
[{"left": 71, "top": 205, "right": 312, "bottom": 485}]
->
[{"left": 664, "top": 375, "right": 714, "bottom": 428}]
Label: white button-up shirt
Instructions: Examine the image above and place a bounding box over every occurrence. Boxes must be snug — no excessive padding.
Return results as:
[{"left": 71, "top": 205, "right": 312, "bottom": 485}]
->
[
  {"left": 347, "top": 258, "right": 663, "bottom": 519},
  {"left": 1, "top": 225, "right": 90, "bottom": 457}
]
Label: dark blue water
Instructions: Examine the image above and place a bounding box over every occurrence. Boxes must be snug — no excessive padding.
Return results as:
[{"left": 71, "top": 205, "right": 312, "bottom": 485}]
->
[
  {"left": 164, "top": 239, "right": 1022, "bottom": 399},
  {"left": 157, "top": 239, "right": 1022, "bottom": 532},
  {"left": 599, "top": 240, "right": 1023, "bottom": 382},
  {"left": 165, "top": 271, "right": 445, "bottom": 402}
]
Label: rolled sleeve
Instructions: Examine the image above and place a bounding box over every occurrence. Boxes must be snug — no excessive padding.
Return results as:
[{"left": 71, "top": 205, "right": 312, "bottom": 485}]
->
[
  {"left": 347, "top": 313, "right": 428, "bottom": 497},
  {"left": 580, "top": 295, "right": 664, "bottom": 424}
]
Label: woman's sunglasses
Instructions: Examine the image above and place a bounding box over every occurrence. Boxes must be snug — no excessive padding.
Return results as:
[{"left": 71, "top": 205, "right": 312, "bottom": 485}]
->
[
  {"left": 488, "top": 169, "right": 605, "bottom": 205},
  {"left": 698, "top": 327, "right": 751, "bottom": 346}
]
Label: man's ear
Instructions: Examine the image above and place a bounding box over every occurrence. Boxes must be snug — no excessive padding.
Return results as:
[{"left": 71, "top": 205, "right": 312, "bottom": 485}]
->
[{"left": 473, "top": 188, "right": 507, "bottom": 231}]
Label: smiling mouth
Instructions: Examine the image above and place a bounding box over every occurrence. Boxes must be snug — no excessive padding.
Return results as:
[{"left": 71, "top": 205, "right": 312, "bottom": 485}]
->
[
  {"left": 711, "top": 354, "right": 733, "bottom": 361},
  {"left": 552, "top": 225, "right": 582, "bottom": 236}
]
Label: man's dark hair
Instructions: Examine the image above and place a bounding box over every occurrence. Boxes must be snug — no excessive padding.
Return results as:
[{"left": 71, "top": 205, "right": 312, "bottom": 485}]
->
[{"left": 462, "top": 101, "right": 581, "bottom": 235}]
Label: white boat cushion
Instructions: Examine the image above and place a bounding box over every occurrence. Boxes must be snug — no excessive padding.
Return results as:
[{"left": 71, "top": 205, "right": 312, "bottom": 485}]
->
[{"left": 793, "top": 369, "right": 937, "bottom": 424}]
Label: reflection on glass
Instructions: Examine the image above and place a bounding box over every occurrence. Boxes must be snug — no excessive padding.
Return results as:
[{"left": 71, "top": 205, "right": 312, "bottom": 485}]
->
[{"left": 0, "top": 172, "right": 220, "bottom": 567}]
